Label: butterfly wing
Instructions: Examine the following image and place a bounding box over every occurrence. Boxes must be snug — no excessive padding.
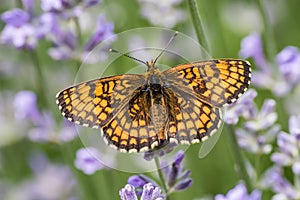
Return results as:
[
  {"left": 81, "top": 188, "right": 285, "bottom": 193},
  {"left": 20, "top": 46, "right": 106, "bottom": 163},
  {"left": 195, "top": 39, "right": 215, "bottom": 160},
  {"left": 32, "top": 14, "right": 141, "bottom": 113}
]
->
[
  {"left": 56, "top": 74, "right": 145, "bottom": 129},
  {"left": 165, "top": 59, "right": 251, "bottom": 107},
  {"left": 160, "top": 83, "right": 222, "bottom": 144}
]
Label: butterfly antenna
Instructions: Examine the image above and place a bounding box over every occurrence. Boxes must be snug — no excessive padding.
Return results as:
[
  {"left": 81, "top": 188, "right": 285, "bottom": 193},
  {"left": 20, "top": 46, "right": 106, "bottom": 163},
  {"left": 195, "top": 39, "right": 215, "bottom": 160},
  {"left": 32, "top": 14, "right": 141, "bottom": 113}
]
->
[
  {"left": 153, "top": 31, "right": 178, "bottom": 64},
  {"left": 109, "top": 48, "right": 147, "bottom": 66}
]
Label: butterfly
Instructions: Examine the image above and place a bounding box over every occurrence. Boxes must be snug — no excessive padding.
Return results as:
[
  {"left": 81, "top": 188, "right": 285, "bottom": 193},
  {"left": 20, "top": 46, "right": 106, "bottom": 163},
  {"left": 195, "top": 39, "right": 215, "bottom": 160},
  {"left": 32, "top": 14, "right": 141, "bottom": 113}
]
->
[{"left": 56, "top": 47, "right": 251, "bottom": 153}]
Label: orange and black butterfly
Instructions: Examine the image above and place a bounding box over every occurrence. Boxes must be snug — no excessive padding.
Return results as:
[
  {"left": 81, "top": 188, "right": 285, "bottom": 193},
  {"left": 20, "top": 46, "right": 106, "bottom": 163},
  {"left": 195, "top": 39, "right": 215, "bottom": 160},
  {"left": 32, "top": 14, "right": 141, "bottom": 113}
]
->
[{"left": 56, "top": 37, "right": 251, "bottom": 153}]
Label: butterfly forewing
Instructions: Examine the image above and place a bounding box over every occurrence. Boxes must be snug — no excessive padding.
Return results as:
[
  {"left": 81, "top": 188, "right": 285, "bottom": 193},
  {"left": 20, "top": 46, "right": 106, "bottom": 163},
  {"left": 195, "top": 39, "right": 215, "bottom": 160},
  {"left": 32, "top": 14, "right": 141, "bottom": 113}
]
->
[
  {"left": 165, "top": 59, "right": 251, "bottom": 107},
  {"left": 56, "top": 74, "right": 144, "bottom": 128}
]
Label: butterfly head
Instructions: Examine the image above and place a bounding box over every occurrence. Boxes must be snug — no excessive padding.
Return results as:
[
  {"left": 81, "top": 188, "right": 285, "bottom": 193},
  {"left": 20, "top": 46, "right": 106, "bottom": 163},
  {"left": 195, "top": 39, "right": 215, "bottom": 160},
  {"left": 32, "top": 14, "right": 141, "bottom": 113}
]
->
[{"left": 146, "top": 59, "right": 158, "bottom": 72}]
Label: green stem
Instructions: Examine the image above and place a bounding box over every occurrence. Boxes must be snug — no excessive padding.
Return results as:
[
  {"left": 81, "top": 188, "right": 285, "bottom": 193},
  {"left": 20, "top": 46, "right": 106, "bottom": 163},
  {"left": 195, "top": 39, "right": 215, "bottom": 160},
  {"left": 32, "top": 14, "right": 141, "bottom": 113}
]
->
[
  {"left": 154, "top": 156, "right": 170, "bottom": 200},
  {"left": 73, "top": 17, "right": 83, "bottom": 46},
  {"left": 28, "top": 50, "right": 49, "bottom": 108},
  {"left": 226, "top": 124, "right": 253, "bottom": 192},
  {"left": 73, "top": 17, "right": 84, "bottom": 74},
  {"left": 256, "top": 0, "right": 277, "bottom": 61},
  {"left": 187, "top": 0, "right": 210, "bottom": 53},
  {"left": 295, "top": 174, "right": 300, "bottom": 194}
]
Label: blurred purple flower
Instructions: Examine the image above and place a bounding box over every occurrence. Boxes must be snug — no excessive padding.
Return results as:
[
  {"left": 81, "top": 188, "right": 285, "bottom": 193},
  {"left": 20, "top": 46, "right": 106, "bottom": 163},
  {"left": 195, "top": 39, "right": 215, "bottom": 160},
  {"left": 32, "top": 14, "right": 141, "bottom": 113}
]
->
[
  {"left": 1, "top": 8, "right": 30, "bottom": 26},
  {"left": 13, "top": 91, "right": 41, "bottom": 123},
  {"left": 119, "top": 183, "right": 165, "bottom": 200},
  {"left": 48, "top": 30, "right": 77, "bottom": 60},
  {"left": 37, "top": 13, "right": 62, "bottom": 39},
  {"left": 271, "top": 114, "right": 300, "bottom": 175},
  {"left": 243, "top": 99, "right": 277, "bottom": 132},
  {"left": 138, "top": 0, "right": 186, "bottom": 28},
  {"left": 215, "top": 183, "right": 261, "bottom": 200},
  {"left": 83, "top": 0, "right": 102, "bottom": 7},
  {"left": 84, "top": 15, "right": 115, "bottom": 51},
  {"left": 41, "top": 0, "right": 67, "bottom": 12},
  {"left": 119, "top": 184, "right": 138, "bottom": 200},
  {"left": 161, "top": 150, "right": 192, "bottom": 191},
  {"left": 239, "top": 32, "right": 269, "bottom": 70},
  {"left": 143, "top": 142, "right": 177, "bottom": 161},
  {"left": 128, "top": 175, "right": 159, "bottom": 196},
  {"left": 235, "top": 98, "right": 279, "bottom": 154},
  {"left": 239, "top": 33, "right": 300, "bottom": 97},
  {"left": 1, "top": 8, "right": 37, "bottom": 50},
  {"left": 277, "top": 46, "right": 300, "bottom": 85},
  {"left": 224, "top": 89, "right": 257, "bottom": 125},
  {"left": 140, "top": 183, "right": 165, "bottom": 200},
  {"left": 22, "top": 0, "right": 35, "bottom": 16},
  {"left": 236, "top": 125, "right": 280, "bottom": 154},
  {"left": 261, "top": 166, "right": 299, "bottom": 199},
  {"left": 74, "top": 147, "right": 109, "bottom": 175}
]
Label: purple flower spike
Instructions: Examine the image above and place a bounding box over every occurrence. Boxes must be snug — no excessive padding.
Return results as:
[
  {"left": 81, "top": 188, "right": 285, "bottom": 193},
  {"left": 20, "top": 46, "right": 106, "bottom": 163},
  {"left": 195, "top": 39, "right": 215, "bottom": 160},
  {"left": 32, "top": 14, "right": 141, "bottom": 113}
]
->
[
  {"left": 83, "top": 0, "right": 102, "bottom": 7},
  {"left": 84, "top": 15, "right": 115, "bottom": 51},
  {"left": 239, "top": 32, "right": 268, "bottom": 70},
  {"left": 215, "top": 183, "right": 262, "bottom": 200},
  {"left": 277, "top": 46, "right": 300, "bottom": 85},
  {"left": 41, "top": 0, "right": 64, "bottom": 12},
  {"left": 1, "top": 9, "right": 37, "bottom": 49},
  {"left": 1, "top": 9, "right": 30, "bottom": 27},
  {"left": 262, "top": 167, "right": 296, "bottom": 199},
  {"left": 174, "top": 178, "right": 193, "bottom": 191},
  {"left": 119, "top": 184, "right": 138, "bottom": 200},
  {"left": 22, "top": 0, "right": 35, "bottom": 16},
  {"left": 162, "top": 150, "right": 192, "bottom": 191},
  {"left": 224, "top": 89, "right": 257, "bottom": 125},
  {"left": 289, "top": 115, "right": 300, "bottom": 141},
  {"left": 74, "top": 147, "right": 104, "bottom": 175},
  {"left": 271, "top": 114, "right": 300, "bottom": 175},
  {"left": 140, "top": 183, "right": 165, "bottom": 200},
  {"left": 13, "top": 91, "right": 41, "bottom": 123},
  {"left": 128, "top": 175, "right": 150, "bottom": 188}
]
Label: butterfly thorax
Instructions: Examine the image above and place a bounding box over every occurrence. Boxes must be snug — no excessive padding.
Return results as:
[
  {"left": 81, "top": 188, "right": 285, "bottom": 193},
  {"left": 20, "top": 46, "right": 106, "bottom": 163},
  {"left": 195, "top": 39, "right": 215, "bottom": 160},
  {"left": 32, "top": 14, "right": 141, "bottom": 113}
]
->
[{"left": 141, "top": 63, "right": 169, "bottom": 141}]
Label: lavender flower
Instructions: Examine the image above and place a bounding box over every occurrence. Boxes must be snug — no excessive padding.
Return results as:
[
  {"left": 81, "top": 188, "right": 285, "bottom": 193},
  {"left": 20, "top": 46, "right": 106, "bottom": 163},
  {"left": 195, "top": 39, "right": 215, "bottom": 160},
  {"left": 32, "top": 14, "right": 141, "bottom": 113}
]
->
[
  {"left": 1, "top": 8, "right": 37, "bottom": 50},
  {"left": 84, "top": 14, "right": 115, "bottom": 51},
  {"left": 13, "top": 90, "right": 42, "bottom": 122},
  {"left": 238, "top": 100, "right": 279, "bottom": 154},
  {"left": 271, "top": 114, "right": 300, "bottom": 175},
  {"left": 239, "top": 32, "right": 268, "bottom": 69},
  {"left": 239, "top": 32, "right": 300, "bottom": 97},
  {"left": 161, "top": 150, "right": 193, "bottom": 192},
  {"left": 215, "top": 183, "right": 262, "bottom": 200},
  {"left": 277, "top": 46, "right": 300, "bottom": 86},
  {"left": 119, "top": 183, "right": 165, "bottom": 200},
  {"left": 143, "top": 142, "right": 177, "bottom": 161},
  {"left": 225, "top": 88, "right": 279, "bottom": 154},
  {"left": 120, "top": 184, "right": 138, "bottom": 200},
  {"left": 261, "top": 166, "right": 300, "bottom": 199},
  {"left": 137, "top": 0, "right": 186, "bottom": 28},
  {"left": 224, "top": 89, "right": 257, "bottom": 125},
  {"left": 74, "top": 147, "right": 111, "bottom": 175}
]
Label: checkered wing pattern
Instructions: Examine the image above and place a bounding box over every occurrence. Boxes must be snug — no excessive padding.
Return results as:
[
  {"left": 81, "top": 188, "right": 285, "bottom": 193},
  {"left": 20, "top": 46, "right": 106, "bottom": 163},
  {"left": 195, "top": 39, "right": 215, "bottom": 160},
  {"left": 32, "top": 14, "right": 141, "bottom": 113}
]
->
[
  {"left": 163, "top": 85, "right": 222, "bottom": 144},
  {"left": 166, "top": 59, "right": 251, "bottom": 107},
  {"left": 56, "top": 74, "right": 144, "bottom": 129}
]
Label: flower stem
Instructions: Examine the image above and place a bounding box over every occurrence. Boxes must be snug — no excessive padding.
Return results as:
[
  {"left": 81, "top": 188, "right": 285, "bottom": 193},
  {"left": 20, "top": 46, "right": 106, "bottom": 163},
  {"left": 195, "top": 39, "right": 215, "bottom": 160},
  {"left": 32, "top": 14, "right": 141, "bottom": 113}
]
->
[
  {"left": 295, "top": 174, "right": 300, "bottom": 193},
  {"left": 187, "top": 0, "right": 210, "bottom": 52},
  {"left": 154, "top": 156, "right": 170, "bottom": 200},
  {"left": 28, "top": 50, "right": 49, "bottom": 108},
  {"left": 73, "top": 17, "right": 83, "bottom": 46},
  {"left": 72, "top": 16, "right": 84, "bottom": 75},
  {"left": 256, "top": 0, "right": 277, "bottom": 60},
  {"left": 226, "top": 124, "right": 253, "bottom": 192}
]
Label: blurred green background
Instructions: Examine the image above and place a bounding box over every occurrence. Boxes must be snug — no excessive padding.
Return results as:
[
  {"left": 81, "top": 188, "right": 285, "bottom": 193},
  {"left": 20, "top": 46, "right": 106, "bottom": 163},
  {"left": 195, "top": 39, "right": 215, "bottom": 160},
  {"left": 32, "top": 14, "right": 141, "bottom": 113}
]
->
[{"left": 0, "top": 0, "right": 300, "bottom": 199}]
